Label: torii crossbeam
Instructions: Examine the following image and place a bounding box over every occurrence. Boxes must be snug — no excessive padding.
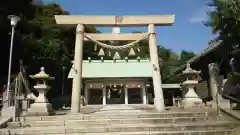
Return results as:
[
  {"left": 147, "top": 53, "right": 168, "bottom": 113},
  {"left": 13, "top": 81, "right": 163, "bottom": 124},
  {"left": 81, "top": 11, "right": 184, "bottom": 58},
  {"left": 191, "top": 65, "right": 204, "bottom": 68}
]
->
[{"left": 55, "top": 15, "right": 175, "bottom": 26}]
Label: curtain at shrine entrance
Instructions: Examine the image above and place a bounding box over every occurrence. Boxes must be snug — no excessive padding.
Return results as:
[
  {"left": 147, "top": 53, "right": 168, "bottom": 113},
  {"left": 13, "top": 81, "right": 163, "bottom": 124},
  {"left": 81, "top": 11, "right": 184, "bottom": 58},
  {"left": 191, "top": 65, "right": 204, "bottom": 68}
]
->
[
  {"left": 106, "top": 85, "right": 124, "bottom": 104},
  {"left": 128, "top": 88, "right": 142, "bottom": 104},
  {"left": 88, "top": 89, "right": 103, "bottom": 105},
  {"left": 85, "top": 84, "right": 147, "bottom": 105}
]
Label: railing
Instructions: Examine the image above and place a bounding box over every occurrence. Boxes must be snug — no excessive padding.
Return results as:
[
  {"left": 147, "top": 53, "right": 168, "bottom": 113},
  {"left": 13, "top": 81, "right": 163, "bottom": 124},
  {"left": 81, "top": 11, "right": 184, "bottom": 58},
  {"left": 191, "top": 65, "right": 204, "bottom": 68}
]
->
[
  {"left": 214, "top": 81, "right": 240, "bottom": 121},
  {"left": 220, "top": 93, "right": 240, "bottom": 107}
]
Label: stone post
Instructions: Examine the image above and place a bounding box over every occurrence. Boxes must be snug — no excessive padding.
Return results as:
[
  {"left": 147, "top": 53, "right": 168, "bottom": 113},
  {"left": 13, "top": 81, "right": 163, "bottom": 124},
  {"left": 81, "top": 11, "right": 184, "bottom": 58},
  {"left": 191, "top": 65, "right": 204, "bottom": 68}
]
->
[
  {"left": 142, "top": 86, "right": 147, "bottom": 104},
  {"left": 208, "top": 63, "right": 230, "bottom": 109},
  {"left": 148, "top": 24, "right": 165, "bottom": 112},
  {"left": 124, "top": 87, "right": 128, "bottom": 104},
  {"left": 84, "top": 86, "right": 88, "bottom": 105},
  {"left": 102, "top": 87, "right": 106, "bottom": 105},
  {"left": 208, "top": 63, "right": 218, "bottom": 102},
  {"left": 71, "top": 24, "right": 84, "bottom": 113}
]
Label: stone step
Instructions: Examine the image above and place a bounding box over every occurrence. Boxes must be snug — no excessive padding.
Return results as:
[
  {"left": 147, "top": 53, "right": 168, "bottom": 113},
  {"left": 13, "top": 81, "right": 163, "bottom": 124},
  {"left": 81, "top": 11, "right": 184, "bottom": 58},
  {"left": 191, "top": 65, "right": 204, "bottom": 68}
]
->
[
  {"left": 8, "top": 117, "right": 210, "bottom": 128},
  {"left": 88, "top": 112, "right": 208, "bottom": 119},
  {"left": 92, "top": 110, "right": 154, "bottom": 114},
  {"left": 21, "top": 112, "right": 209, "bottom": 121},
  {"left": 43, "top": 130, "right": 234, "bottom": 135},
  {"left": 92, "top": 110, "right": 200, "bottom": 114},
  {"left": 78, "top": 105, "right": 157, "bottom": 114},
  {"left": 1, "top": 122, "right": 235, "bottom": 135}
]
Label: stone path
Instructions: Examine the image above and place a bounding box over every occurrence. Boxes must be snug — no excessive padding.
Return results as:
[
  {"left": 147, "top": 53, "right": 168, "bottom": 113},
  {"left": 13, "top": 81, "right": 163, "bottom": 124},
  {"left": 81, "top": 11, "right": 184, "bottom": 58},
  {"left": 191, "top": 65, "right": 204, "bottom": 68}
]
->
[
  {"left": 221, "top": 108, "right": 240, "bottom": 121},
  {"left": 0, "top": 116, "right": 12, "bottom": 128}
]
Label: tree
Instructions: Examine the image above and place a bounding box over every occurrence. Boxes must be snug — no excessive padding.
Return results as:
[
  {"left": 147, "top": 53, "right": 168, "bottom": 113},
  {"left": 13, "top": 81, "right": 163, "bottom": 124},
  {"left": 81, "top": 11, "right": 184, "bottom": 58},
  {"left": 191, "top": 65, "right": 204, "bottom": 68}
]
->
[
  {"left": 0, "top": 0, "right": 35, "bottom": 87},
  {"left": 179, "top": 50, "right": 196, "bottom": 64},
  {"left": 0, "top": 1, "right": 99, "bottom": 101},
  {"left": 207, "top": 0, "right": 240, "bottom": 48},
  {"left": 207, "top": 0, "right": 240, "bottom": 68},
  {"left": 207, "top": 0, "right": 240, "bottom": 101}
]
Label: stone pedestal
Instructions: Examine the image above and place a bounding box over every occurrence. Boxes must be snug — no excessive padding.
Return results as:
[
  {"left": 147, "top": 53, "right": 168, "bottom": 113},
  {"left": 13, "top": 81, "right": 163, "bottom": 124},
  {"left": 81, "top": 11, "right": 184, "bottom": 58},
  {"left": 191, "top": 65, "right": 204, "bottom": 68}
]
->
[
  {"left": 21, "top": 98, "right": 28, "bottom": 116},
  {"left": 28, "top": 103, "right": 52, "bottom": 116},
  {"left": 182, "top": 85, "right": 202, "bottom": 108},
  {"left": 1, "top": 106, "right": 17, "bottom": 120},
  {"left": 217, "top": 78, "right": 230, "bottom": 109},
  {"left": 27, "top": 85, "right": 53, "bottom": 116}
]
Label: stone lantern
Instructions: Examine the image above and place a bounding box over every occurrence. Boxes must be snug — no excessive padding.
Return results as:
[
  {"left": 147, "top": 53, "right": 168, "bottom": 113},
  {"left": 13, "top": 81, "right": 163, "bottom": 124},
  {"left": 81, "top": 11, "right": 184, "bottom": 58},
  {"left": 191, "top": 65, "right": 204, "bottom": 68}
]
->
[
  {"left": 28, "top": 67, "right": 55, "bottom": 116},
  {"left": 181, "top": 63, "right": 202, "bottom": 108}
]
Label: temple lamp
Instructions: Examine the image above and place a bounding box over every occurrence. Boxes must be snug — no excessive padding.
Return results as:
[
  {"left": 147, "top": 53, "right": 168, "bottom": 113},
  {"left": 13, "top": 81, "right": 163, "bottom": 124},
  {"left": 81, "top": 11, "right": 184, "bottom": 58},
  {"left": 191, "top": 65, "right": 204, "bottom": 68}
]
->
[{"left": 6, "top": 15, "right": 20, "bottom": 106}]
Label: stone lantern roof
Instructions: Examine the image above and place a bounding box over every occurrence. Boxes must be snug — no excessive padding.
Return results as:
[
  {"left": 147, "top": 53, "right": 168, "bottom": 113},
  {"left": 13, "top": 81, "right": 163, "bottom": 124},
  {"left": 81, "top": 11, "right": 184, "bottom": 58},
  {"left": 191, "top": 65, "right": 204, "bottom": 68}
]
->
[
  {"left": 182, "top": 63, "right": 201, "bottom": 75},
  {"left": 29, "top": 67, "right": 55, "bottom": 80}
]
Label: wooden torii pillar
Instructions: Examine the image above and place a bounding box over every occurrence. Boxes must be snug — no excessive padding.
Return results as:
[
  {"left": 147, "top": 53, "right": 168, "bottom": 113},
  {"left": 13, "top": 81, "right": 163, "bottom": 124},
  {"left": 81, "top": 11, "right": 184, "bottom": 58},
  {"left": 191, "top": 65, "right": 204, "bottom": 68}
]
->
[{"left": 55, "top": 15, "right": 175, "bottom": 113}]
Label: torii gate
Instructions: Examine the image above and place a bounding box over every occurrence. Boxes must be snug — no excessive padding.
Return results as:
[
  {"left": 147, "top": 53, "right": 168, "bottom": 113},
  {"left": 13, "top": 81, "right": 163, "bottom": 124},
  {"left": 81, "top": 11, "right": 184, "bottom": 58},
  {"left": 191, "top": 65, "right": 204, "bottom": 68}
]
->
[{"left": 54, "top": 15, "right": 175, "bottom": 113}]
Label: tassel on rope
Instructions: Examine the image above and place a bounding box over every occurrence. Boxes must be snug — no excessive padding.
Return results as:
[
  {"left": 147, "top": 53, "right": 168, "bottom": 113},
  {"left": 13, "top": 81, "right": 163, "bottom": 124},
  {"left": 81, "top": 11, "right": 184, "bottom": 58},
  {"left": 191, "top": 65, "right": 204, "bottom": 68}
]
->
[
  {"left": 128, "top": 47, "right": 136, "bottom": 56},
  {"left": 94, "top": 44, "right": 98, "bottom": 51},
  {"left": 107, "top": 89, "right": 111, "bottom": 99},
  {"left": 113, "top": 52, "right": 121, "bottom": 59},
  {"left": 137, "top": 47, "right": 141, "bottom": 52},
  {"left": 98, "top": 48, "right": 105, "bottom": 56},
  {"left": 108, "top": 50, "right": 111, "bottom": 56}
]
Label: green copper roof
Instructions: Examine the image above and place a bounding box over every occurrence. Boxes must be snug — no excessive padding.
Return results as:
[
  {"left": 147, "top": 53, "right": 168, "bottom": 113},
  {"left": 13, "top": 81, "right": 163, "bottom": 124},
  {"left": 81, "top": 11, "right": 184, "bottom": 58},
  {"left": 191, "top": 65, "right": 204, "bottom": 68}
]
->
[{"left": 68, "top": 59, "right": 152, "bottom": 78}]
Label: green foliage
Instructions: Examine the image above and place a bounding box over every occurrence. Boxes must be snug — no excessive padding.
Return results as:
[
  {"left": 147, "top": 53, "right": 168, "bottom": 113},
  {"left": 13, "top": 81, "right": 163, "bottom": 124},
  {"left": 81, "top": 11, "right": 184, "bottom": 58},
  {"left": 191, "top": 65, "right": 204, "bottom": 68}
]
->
[
  {"left": 0, "top": 1, "right": 98, "bottom": 98},
  {"left": 207, "top": 0, "right": 240, "bottom": 47},
  {"left": 160, "top": 50, "right": 195, "bottom": 83},
  {"left": 207, "top": 0, "right": 240, "bottom": 83},
  {"left": 179, "top": 50, "right": 195, "bottom": 63}
]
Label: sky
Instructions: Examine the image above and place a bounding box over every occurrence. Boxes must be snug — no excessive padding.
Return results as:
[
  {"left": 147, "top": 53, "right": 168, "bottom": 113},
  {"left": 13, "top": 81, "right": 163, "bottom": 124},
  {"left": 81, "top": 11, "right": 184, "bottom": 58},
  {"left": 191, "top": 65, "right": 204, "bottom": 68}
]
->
[{"left": 42, "top": 0, "right": 216, "bottom": 53}]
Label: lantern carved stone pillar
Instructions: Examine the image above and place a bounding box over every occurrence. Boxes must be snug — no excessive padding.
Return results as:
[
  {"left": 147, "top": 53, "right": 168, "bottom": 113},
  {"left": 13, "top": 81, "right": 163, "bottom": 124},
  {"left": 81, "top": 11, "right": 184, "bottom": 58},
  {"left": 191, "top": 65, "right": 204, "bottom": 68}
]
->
[
  {"left": 181, "top": 63, "right": 203, "bottom": 108},
  {"left": 27, "top": 67, "right": 55, "bottom": 116}
]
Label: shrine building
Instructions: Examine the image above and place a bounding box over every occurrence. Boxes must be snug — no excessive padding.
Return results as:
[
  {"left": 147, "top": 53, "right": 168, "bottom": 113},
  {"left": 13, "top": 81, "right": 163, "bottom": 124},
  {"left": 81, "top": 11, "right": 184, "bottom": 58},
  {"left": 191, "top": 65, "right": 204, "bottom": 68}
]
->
[{"left": 68, "top": 58, "right": 181, "bottom": 106}]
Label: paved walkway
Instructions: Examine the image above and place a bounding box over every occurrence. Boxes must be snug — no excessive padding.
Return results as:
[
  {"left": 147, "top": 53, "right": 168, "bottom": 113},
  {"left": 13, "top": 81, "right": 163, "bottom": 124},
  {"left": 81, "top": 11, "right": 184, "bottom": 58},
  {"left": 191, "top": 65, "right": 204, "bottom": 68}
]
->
[
  {"left": 221, "top": 108, "right": 240, "bottom": 121},
  {"left": 0, "top": 116, "right": 12, "bottom": 128}
]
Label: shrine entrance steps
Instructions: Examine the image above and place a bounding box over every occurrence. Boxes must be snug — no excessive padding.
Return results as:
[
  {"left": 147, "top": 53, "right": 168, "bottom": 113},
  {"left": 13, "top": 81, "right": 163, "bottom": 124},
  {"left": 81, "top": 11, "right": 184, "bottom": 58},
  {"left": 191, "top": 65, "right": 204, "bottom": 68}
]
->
[{"left": 0, "top": 104, "right": 239, "bottom": 135}]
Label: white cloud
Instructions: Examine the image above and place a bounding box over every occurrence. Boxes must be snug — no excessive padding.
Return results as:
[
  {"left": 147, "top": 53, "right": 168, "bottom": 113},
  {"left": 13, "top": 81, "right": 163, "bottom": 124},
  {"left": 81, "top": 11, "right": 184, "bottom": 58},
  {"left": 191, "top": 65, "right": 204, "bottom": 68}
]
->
[
  {"left": 189, "top": 16, "right": 207, "bottom": 23},
  {"left": 188, "top": 6, "right": 211, "bottom": 24}
]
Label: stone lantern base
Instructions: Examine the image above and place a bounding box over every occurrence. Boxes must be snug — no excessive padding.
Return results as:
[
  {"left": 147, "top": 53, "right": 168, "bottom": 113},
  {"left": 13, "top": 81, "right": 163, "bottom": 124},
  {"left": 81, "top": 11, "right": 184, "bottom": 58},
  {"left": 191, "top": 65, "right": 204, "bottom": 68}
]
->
[
  {"left": 27, "top": 102, "right": 53, "bottom": 116},
  {"left": 27, "top": 85, "right": 53, "bottom": 116},
  {"left": 182, "top": 87, "right": 203, "bottom": 108},
  {"left": 182, "top": 97, "right": 203, "bottom": 108}
]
